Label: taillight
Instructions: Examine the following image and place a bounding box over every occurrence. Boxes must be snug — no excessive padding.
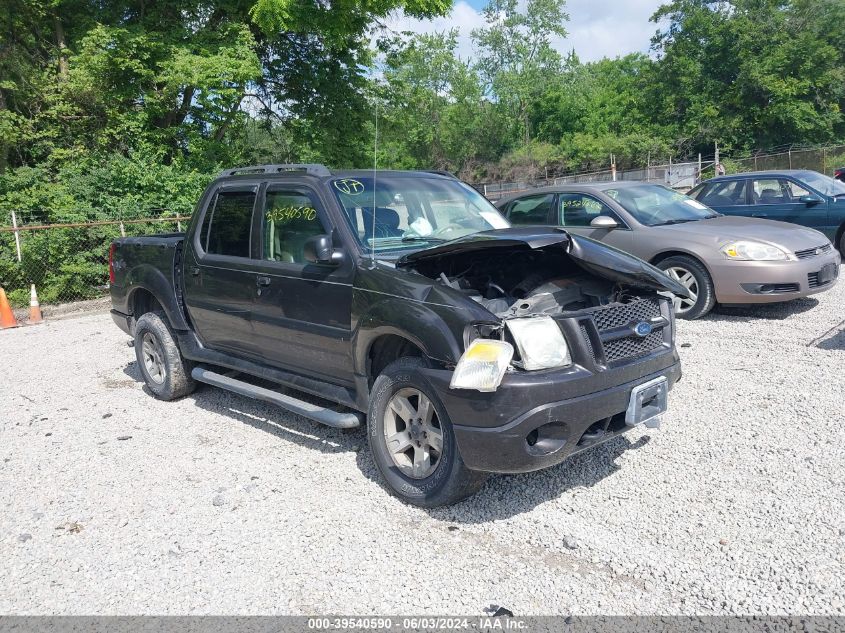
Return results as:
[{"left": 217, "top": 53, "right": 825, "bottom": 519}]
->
[{"left": 108, "top": 243, "right": 116, "bottom": 284}]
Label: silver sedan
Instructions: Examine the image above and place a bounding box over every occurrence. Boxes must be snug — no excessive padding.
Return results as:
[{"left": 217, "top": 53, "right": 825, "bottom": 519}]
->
[{"left": 496, "top": 182, "right": 840, "bottom": 319}]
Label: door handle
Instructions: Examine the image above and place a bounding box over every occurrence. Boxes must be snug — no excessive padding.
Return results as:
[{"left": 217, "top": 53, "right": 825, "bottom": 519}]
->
[
  {"left": 256, "top": 276, "right": 271, "bottom": 287},
  {"left": 190, "top": 267, "right": 200, "bottom": 276},
  {"left": 751, "top": 213, "right": 767, "bottom": 218}
]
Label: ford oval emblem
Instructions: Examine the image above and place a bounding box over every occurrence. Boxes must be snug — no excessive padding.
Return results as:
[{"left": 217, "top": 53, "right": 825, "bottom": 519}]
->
[{"left": 634, "top": 321, "right": 653, "bottom": 337}]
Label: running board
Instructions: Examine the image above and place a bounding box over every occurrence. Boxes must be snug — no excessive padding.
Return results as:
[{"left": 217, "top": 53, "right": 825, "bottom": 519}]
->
[{"left": 191, "top": 367, "right": 362, "bottom": 429}]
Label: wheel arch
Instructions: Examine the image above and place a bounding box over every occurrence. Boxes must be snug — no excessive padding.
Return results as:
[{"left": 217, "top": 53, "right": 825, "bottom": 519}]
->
[{"left": 649, "top": 249, "right": 715, "bottom": 278}]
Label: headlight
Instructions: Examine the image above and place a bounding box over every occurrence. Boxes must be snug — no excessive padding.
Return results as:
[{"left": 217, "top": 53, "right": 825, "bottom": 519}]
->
[
  {"left": 722, "top": 240, "right": 790, "bottom": 261},
  {"left": 506, "top": 316, "right": 572, "bottom": 370},
  {"left": 450, "top": 339, "right": 513, "bottom": 392}
]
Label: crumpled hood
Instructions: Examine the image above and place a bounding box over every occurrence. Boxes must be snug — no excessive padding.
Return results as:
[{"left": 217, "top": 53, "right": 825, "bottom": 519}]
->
[
  {"left": 657, "top": 216, "right": 830, "bottom": 251},
  {"left": 396, "top": 227, "right": 690, "bottom": 297}
]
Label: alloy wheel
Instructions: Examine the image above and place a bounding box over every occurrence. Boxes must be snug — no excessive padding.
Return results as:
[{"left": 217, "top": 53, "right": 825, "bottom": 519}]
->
[
  {"left": 383, "top": 388, "right": 444, "bottom": 479},
  {"left": 141, "top": 332, "right": 167, "bottom": 384},
  {"left": 665, "top": 266, "right": 699, "bottom": 314}
]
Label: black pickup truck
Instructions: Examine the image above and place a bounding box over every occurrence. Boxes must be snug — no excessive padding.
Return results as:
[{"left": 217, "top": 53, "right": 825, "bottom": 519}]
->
[{"left": 109, "top": 164, "right": 687, "bottom": 506}]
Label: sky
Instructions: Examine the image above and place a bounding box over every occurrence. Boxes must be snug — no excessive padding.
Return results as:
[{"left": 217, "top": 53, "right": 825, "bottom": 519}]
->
[{"left": 385, "top": 0, "right": 666, "bottom": 63}]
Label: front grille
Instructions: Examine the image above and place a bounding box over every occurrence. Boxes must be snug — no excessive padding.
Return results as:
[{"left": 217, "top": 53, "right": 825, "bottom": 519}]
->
[
  {"left": 768, "top": 283, "right": 800, "bottom": 293},
  {"left": 795, "top": 244, "right": 832, "bottom": 260},
  {"left": 603, "top": 330, "right": 665, "bottom": 363},
  {"left": 581, "top": 297, "right": 667, "bottom": 365},
  {"left": 579, "top": 324, "right": 596, "bottom": 362},
  {"left": 808, "top": 271, "right": 835, "bottom": 288},
  {"left": 588, "top": 297, "right": 662, "bottom": 331}
]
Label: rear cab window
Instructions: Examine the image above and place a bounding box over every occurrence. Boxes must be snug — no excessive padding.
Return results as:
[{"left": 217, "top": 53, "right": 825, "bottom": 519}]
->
[{"left": 200, "top": 189, "right": 257, "bottom": 257}]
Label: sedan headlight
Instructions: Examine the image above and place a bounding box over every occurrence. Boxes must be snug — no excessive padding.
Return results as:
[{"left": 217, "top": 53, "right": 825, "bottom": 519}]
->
[
  {"left": 722, "top": 240, "right": 790, "bottom": 261},
  {"left": 450, "top": 339, "right": 513, "bottom": 392},
  {"left": 506, "top": 316, "right": 572, "bottom": 370}
]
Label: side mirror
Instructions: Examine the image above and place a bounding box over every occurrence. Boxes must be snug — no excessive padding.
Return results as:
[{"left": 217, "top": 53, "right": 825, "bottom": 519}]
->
[
  {"left": 799, "top": 195, "right": 822, "bottom": 206},
  {"left": 303, "top": 234, "right": 342, "bottom": 265},
  {"left": 590, "top": 215, "right": 619, "bottom": 229}
]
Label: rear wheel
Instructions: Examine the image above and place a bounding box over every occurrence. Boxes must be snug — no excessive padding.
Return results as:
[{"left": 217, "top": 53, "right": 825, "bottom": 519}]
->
[
  {"left": 657, "top": 256, "right": 716, "bottom": 319},
  {"left": 133, "top": 311, "right": 196, "bottom": 400},
  {"left": 368, "top": 357, "right": 487, "bottom": 507},
  {"left": 838, "top": 231, "right": 845, "bottom": 258}
]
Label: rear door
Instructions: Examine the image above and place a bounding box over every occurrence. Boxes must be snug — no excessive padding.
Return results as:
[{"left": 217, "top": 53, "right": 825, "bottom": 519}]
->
[
  {"left": 555, "top": 192, "right": 634, "bottom": 253},
  {"left": 749, "top": 177, "right": 827, "bottom": 231},
  {"left": 695, "top": 179, "right": 749, "bottom": 215},
  {"left": 183, "top": 184, "right": 262, "bottom": 358},
  {"left": 249, "top": 183, "right": 355, "bottom": 383}
]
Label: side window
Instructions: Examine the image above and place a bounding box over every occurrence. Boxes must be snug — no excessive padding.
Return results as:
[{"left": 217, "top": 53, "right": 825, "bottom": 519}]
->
[
  {"left": 785, "top": 180, "right": 810, "bottom": 199},
  {"left": 558, "top": 193, "right": 619, "bottom": 227},
  {"left": 506, "top": 194, "right": 553, "bottom": 225},
  {"left": 700, "top": 180, "right": 747, "bottom": 206},
  {"left": 205, "top": 190, "right": 256, "bottom": 257},
  {"left": 263, "top": 190, "right": 326, "bottom": 263},
  {"left": 752, "top": 179, "right": 787, "bottom": 205}
]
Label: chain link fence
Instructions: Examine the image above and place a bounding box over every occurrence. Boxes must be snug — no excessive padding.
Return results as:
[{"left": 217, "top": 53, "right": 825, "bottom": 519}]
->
[
  {"left": 475, "top": 143, "right": 845, "bottom": 201},
  {"left": 0, "top": 214, "right": 189, "bottom": 308}
]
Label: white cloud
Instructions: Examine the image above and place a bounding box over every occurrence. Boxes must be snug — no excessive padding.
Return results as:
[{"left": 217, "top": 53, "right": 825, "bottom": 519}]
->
[{"left": 385, "top": 0, "right": 665, "bottom": 63}]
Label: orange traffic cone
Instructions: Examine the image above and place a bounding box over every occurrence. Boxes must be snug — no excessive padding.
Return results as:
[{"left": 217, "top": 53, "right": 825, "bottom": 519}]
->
[
  {"left": 28, "top": 284, "right": 43, "bottom": 325},
  {"left": 0, "top": 287, "right": 19, "bottom": 329}
]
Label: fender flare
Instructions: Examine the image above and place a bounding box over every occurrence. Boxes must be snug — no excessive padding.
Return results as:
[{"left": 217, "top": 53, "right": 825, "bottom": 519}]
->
[
  {"left": 353, "top": 299, "right": 464, "bottom": 376},
  {"left": 125, "top": 264, "right": 190, "bottom": 331}
]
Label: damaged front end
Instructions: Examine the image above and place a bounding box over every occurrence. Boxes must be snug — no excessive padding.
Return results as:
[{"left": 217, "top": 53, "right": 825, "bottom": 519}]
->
[{"left": 397, "top": 228, "right": 687, "bottom": 392}]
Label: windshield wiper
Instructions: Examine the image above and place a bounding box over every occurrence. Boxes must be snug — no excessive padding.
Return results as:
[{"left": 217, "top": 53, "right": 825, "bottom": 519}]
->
[
  {"left": 400, "top": 236, "right": 449, "bottom": 243},
  {"left": 653, "top": 218, "right": 697, "bottom": 226}
]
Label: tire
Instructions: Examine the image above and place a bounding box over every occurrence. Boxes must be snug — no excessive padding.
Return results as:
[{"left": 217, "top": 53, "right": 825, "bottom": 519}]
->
[
  {"left": 133, "top": 311, "right": 196, "bottom": 400},
  {"left": 839, "top": 231, "right": 845, "bottom": 258},
  {"left": 367, "top": 357, "right": 487, "bottom": 507},
  {"left": 657, "top": 255, "right": 716, "bottom": 320}
]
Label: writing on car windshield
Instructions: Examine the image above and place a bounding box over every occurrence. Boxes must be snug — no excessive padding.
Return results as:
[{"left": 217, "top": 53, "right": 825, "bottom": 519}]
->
[
  {"left": 604, "top": 184, "right": 719, "bottom": 226},
  {"left": 330, "top": 176, "right": 509, "bottom": 252}
]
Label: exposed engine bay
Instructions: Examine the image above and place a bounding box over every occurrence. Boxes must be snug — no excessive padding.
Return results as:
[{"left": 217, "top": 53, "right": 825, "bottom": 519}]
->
[{"left": 421, "top": 247, "right": 643, "bottom": 317}]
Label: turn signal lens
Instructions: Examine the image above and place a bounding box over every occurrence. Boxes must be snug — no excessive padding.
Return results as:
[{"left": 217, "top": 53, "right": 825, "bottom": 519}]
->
[{"left": 450, "top": 339, "right": 513, "bottom": 392}]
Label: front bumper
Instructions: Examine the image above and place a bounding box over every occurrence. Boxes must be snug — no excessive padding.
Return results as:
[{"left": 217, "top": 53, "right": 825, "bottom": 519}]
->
[
  {"left": 421, "top": 353, "right": 681, "bottom": 474},
  {"left": 711, "top": 251, "right": 840, "bottom": 304}
]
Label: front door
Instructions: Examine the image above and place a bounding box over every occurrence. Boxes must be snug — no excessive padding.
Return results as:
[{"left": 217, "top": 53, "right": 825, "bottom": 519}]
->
[
  {"left": 249, "top": 184, "right": 355, "bottom": 384},
  {"left": 183, "top": 184, "right": 262, "bottom": 358},
  {"left": 748, "top": 177, "right": 828, "bottom": 232},
  {"left": 555, "top": 192, "right": 634, "bottom": 253}
]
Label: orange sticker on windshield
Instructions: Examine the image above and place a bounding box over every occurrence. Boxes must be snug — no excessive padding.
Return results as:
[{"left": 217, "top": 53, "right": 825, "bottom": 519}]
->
[{"left": 334, "top": 179, "right": 365, "bottom": 195}]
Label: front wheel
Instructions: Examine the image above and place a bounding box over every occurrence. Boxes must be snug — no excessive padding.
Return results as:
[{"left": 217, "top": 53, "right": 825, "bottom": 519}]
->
[
  {"left": 367, "top": 357, "right": 487, "bottom": 507},
  {"left": 657, "top": 255, "right": 716, "bottom": 319}
]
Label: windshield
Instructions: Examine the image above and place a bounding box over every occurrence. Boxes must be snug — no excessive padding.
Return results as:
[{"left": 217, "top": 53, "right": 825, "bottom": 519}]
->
[
  {"left": 331, "top": 175, "right": 509, "bottom": 253},
  {"left": 604, "top": 184, "right": 719, "bottom": 226},
  {"left": 800, "top": 171, "right": 845, "bottom": 197}
]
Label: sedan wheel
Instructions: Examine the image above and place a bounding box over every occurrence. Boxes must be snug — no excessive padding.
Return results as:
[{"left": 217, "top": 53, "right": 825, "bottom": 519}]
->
[
  {"left": 383, "top": 387, "right": 444, "bottom": 480},
  {"left": 665, "top": 266, "right": 699, "bottom": 315}
]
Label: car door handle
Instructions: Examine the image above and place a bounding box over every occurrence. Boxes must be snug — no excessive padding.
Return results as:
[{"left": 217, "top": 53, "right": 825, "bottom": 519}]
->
[
  {"left": 751, "top": 213, "right": 767, "bottom": 218},
  {"left": 190, "top": 267, "right": 200, "bottom": 276},
  {"left": 256, "top": 276, "right": 272, "bottom": 287}
]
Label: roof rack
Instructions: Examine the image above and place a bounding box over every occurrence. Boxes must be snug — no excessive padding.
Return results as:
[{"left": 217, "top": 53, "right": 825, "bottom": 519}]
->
[
  {"left": 219, "top": 164, "right": 332, "bottom": 178},
  {"left": 425, "top": 170, "right": 456, "bottom": 179}
]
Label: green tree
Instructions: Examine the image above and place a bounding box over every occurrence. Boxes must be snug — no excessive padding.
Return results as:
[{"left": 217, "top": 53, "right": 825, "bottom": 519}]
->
[{"left": 472, "top": 0, "right": 569, "bottom": 146}]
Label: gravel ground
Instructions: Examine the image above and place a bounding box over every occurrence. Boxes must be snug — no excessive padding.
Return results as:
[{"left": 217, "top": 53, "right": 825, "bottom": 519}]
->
[{"left": 1, "top": 282, "right": 844, "bottom": 616}]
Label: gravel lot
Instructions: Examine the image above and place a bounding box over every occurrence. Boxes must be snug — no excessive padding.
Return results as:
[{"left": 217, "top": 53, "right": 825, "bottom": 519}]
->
[{"left": 1, "top": 282, "right": 844, "bottom": 616}]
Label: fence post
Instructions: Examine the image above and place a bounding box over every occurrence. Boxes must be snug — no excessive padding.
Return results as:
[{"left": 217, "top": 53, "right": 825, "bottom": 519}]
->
[
  {"left": 698, "top": 153, "right": 702, "bottom": 184},
  {"left": 823, "top": 147, "right": 827, "bottom": 175},
  {"left": 647, "top": 152, "right": 651, "bottom": 182},
  {"left": 788, "top": 150, "right": 792, "bottom": 170},
  {"left": 10, "top": 211, "right": 22, "bottom": 262}
]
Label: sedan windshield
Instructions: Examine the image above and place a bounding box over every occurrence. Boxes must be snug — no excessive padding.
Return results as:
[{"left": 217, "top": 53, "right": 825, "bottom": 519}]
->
[
  {"left": 331, "top": 175, "right": 509, "bottom": 253},
  {"left": 799, "top": 171, "right": 845, "bottom": 197},
  {"left": 603, "top": 184, "right": 720, "bottom": 226}
]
